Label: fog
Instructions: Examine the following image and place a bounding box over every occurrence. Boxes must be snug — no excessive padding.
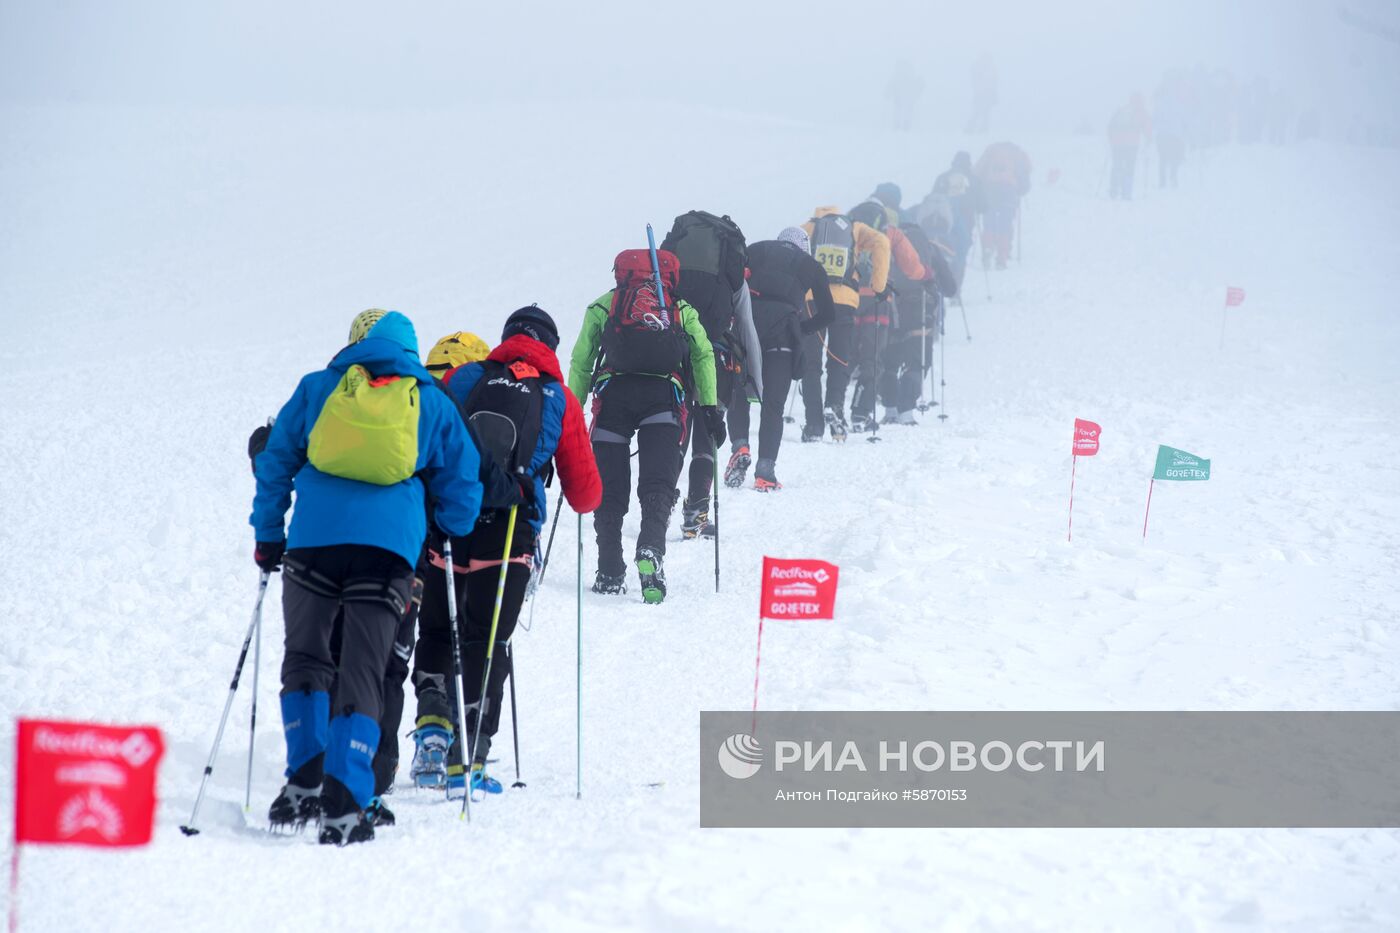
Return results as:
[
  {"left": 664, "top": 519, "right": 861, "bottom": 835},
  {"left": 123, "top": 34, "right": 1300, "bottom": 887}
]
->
[{"left": 3, "top": 0, "right": 1397, "bottom": 142}]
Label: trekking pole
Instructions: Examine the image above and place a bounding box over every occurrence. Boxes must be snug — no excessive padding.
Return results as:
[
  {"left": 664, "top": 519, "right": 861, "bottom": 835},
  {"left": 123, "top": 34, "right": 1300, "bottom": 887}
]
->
[
  {"left": 783, "top": 386, "right": 797, "bottom": 424},
  {"left": 505, "top": 642, "right": 524, "bottom": 788},
  {"left": 465, "top": 505, "right": 520, "bottom": 813},
  {"left": 535, "top": 491, "right": 565, "bottom": 586},
  {"left": 243, "top": 595, "right": 261, "bottom": 812},
  {"left": 917, "top": 290, "right": 929, "bottom": 412},
  {"left": 442, "top": 536, "right": 472, "bottom": 823},
  {"left": 982, "top": 257, "right": 992, "bottom": 302},
  {"left": 576, "top": 512, "right": 583, "bottom": 801},
  {"left": 181, "top": 571, "right": 270, "bottom": 836},
  {"left": 711, "top": 439, "right": 721, "bottom": 592},
  {"left": 1016, "top": 200, "right": 1024, "bottom": 264},
  {"left": 937, "top": 313, "right": 949, "bottom": 423}
]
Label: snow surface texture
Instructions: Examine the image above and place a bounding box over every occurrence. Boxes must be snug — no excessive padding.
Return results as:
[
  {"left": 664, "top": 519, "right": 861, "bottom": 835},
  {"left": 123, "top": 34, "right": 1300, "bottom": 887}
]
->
[{"left": 2, "top": 104, "right": 1399, "bottom": 931}]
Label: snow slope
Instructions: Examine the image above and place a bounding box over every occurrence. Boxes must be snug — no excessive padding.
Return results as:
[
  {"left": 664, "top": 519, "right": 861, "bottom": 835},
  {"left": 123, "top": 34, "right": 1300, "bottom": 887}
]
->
[{"left": 2, "top": 101, "right": 1399, "bottom": 931}]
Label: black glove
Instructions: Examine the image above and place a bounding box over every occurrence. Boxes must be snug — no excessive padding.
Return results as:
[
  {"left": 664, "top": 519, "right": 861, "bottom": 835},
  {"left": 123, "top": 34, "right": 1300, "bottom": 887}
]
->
[
  {"left": 247, "top": 423, "right": 272, "bottom": 473},
  {"left": 876, "top": 285, "right": 897, "bottom": 302},
  {"left": 254, "top": 540, "right": 285, "bottom": 573},
  {"left": 701, "top": 406, "right": 727, "bottom": 448}
]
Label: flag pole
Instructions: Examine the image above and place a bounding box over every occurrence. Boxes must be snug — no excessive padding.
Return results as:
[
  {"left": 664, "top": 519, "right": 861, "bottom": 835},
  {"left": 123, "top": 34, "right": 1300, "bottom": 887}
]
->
[
  {"left": 1218, "top": 299, "right": 1228, "bottom": 350},
  {"left": 1142, "top": 479, "right": 1156, "bottom": 540},
  {"left": 750, "top": 616, "right": 766, "bottom": 736},
  {"left": 9, "top": 843, "right": 20, "bottom": 933},
  {"left": 1067, "top": 455, "right": 1078, "bottom": 542}
]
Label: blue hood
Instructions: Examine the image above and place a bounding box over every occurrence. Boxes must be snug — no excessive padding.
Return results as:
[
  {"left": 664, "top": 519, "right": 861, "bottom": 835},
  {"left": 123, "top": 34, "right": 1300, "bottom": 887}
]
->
[{"left": 328, "top": 310, "right": 432, "bottom": 383}]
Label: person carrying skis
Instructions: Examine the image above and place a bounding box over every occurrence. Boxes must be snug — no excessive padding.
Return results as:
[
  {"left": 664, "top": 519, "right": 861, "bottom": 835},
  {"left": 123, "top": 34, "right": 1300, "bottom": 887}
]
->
[
  {"left": 251, "top": 310, "right": 483, "bottom": 846},
  {"left": 567, "top": 247, "right": 721, "bottom": 603},
  {"left": 409, "top": 306, "right": 601, "bottom": 798},
  {"left": 975, "top": 141, "right": 1031, "bottom": 270},
  {"left": 729, "top": 226, "right": 836, "bottom": 489},
  {"left": 799, "top": 206, "right": 890, "bottom": 442},
  {"left": 658, "top": 211, "right": 762, "bottom": 534},
  {"left": 880, "top": 221, "right": 958, "bottom": 424},
  {"left": 847, "top": 196, "right": 927, "bottom": 434}
]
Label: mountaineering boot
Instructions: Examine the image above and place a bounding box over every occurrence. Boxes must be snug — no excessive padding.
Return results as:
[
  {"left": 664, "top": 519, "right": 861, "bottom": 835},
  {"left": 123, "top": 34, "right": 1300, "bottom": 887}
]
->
[
  {"left": 471, "top": 762, "right": 503, "bottom": 796},
  {"left": 753, "top": 458, "right": 782, "bottom": 493},
  {"left": 445, "top": 764, "right": 467, "bottom": 800},
  {"left": 318, "top": 778, "right": 373, "bottom": 846},
  {"left": 635, "top": 547, "right": 667, "bottom": 604},
  {"left": 365, "top": 796, "right": 395, "bottom": 827},
  {"left": 801, "top": 424, "right": 824, "bottom": 443},
  {"left": 881, "top": 407, "right": 900, "bottom": 425},
  {"left": 723, "top": 445, "right": 751, "bottom": 488},
  {"left": 897, "top": 410, "right": 918, "bottom": 426},
  {"left": 591, "top": 570, "right": 627, "bottom": 595},
  {"left": 268, "top": 781, "right": 322, "bottom": 832},
  {"left": 268, "top": 753, "right": 324, "bottom": 832},
  {"left": 824, "top": 407, "right": 848, "bottom": 443},
  {"left": 409, "top": 723, "right": 451, "bottom": 789},
  {"left": 680, "top": 497, "right": 714, "bottom": 540},
  {"left": 849, "top": 414, "right": 874, "bottom": 434}
]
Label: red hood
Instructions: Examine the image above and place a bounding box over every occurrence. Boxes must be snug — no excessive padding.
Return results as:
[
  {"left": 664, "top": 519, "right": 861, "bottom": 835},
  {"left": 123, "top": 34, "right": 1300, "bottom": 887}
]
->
[{"left": 487, "top": 334, "right": 565, "bottom": 382}]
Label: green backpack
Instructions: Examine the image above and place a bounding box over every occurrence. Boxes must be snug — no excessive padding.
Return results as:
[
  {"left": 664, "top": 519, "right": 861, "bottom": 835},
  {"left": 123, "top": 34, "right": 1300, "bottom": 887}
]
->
[{"left": 307, "top": 364, "right": 420, "bottom": 485}]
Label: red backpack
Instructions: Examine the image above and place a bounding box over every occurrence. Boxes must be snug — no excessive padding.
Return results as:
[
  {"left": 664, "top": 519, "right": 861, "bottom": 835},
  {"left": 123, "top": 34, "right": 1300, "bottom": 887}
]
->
[{"left": 600, "top": 249, "right": 689, "bottom": 376}]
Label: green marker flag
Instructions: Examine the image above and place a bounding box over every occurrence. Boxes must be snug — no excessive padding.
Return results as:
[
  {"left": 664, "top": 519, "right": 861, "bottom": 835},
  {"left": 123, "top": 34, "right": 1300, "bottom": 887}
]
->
[
  {"left": 1153, "top": 445, "right": 1211, "bottom": 482},
  {"left": 1144, "top": 445, "right": 1211, "bottom": 540}
]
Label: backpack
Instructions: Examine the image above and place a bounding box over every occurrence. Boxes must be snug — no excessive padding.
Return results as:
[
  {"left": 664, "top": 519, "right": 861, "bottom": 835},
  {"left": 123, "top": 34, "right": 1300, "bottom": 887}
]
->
[
  {"left": 661, "top": 211, "right": 747, "bottom": 342},
  {"left": 599, "top": 248, "right": 689, "bottom": 377},
  {"left": 809, "top": 213, "right": 860, "bottom": 290},
  {"left": 307, "top": 364, "right": 420, "bottom": 485},
  {"left": 458, "top": 358, "right": 555, "bottom": 508}
]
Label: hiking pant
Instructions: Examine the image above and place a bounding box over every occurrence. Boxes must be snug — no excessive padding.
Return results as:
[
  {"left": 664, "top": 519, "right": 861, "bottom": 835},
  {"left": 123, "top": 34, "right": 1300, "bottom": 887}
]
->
[
  {"left": 879, "top": 333, "right": 925, "bottom": 414},
  {"left": 800, "top": 305, "right": 856, "bottom": 428},
  {"left": 280, "top": 544, "right": 413, "bottom": 806},
  {"left": 685, "top": 361, "right": 734, "bottom": 505},
  {"left": 850, "top": 296, "right": 890, "bottom": 422},
  {"left": 329, "top": 570, "right": 421, "bottom": 796},
  {"left": 590, "top": 374, "right": 682, "bottom": 576},
  {"left": 1110, "top": 144, "right": 1138, "bottom": 200},
  {"left": 411, "top": 514, "right": 531, "bottom": 768},
  {"left": 728, "top": 347, "right": 796, "bottom": 468},
  {"left": 982, "top": 184, "right": 1019, "bottom": 264}
]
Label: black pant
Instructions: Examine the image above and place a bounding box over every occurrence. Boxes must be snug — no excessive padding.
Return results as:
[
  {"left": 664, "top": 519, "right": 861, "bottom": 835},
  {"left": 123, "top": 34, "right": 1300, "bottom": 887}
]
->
[
  {"left": 685, "top": 363, "right": 734, "bottom": 504},
  {"left": 851, "top": 297, "right": 889, "bottom": 421},
  {"left": 800, "top": 305, "right": 855, "bottom": 427},
  {"left": 329, "top": 571, "right": 420, "bottom": 795},
  {"left": 590, "top": 374, "right": 682, "bottom": 576},
  {"left": 411, "top": 513, "right": 531, "bottom": 766},
  {"left": 879, "top": 334, "right": 926, "bottom": 413},
  {"left": 728, "top": 347, "right": 795, "bottom": 466},
  {"left": 281, "top": 545, "right": 413, "bottom": 726},
  {"left": 1110, "top": 144, "right": 1138, "bottom": 200}
]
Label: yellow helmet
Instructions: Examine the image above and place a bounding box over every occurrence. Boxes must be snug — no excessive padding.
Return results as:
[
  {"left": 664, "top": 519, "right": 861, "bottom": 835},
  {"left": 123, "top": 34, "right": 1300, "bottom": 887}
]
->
[
  {"left": 348, "top": 308, "right": 388, "bottom": 344},
  {"left": 426, "top": 332, "right": 491, "bottom": 376}
]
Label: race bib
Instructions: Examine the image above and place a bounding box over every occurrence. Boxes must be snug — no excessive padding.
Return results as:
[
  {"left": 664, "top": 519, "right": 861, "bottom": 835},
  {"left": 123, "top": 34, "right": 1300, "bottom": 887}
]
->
[{"left": 814, "top": 244, "right": 850, "bottom": 279}]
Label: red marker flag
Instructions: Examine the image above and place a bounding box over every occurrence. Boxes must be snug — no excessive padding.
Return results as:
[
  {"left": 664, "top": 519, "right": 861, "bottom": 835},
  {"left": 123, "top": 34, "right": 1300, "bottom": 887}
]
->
[
  {"left": 752, "top": 558, "right": 840, "bottom": 731},
  {"left": 1225, "top": 286, "right": 1246, "bottom": 307},
  {"left": 14, "top": 719, "right": 165, "bottom": 847},
  {"left": 760, "top": 557, "right": 840, "bottom": 621},
  {"left": 1068, "top": 419, "right": 1102, "bottom": 542},
  {"left": 1072, "top": 418, "right": 1101, "bottom": 457}
]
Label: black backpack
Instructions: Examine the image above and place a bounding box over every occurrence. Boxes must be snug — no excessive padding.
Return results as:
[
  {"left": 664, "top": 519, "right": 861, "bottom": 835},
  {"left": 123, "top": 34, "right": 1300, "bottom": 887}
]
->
[
  {"left": 809, "top": 213, "right": 861, "bottom": 290},
  {"left": 458, "top": 359, "right": 555, "bottom": 509},
  {"left": 661, "top": 211, "right": 747, "bottom": 341}
]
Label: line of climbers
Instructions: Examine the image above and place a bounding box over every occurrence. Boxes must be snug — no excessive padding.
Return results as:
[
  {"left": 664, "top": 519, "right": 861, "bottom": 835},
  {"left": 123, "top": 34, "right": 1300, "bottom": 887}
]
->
[{"left": 243, "top": 142, "right": 1030, "bottom": 845}]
